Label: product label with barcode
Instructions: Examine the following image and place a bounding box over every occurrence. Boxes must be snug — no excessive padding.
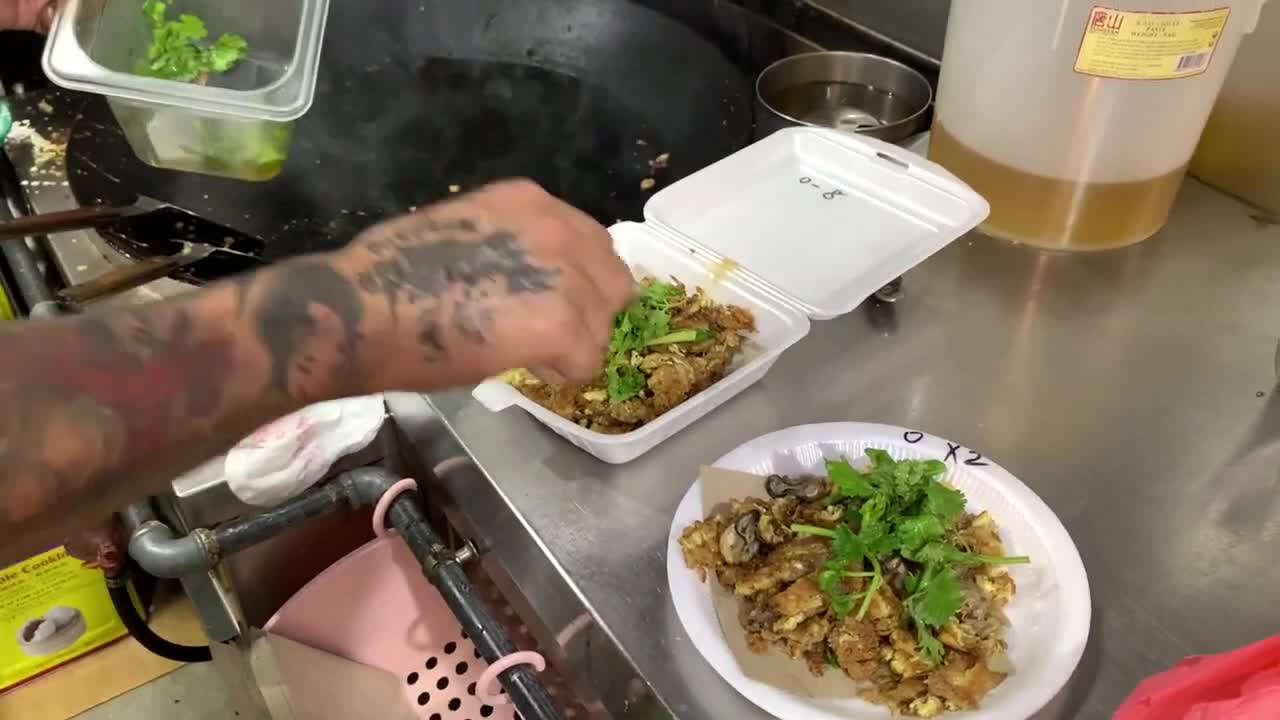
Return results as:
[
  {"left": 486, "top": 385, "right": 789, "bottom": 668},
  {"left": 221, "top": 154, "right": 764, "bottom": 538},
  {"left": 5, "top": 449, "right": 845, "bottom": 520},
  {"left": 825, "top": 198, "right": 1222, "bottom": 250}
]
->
[{"left": 1074, "top": 6, "right": 1231, "bottom": 80}]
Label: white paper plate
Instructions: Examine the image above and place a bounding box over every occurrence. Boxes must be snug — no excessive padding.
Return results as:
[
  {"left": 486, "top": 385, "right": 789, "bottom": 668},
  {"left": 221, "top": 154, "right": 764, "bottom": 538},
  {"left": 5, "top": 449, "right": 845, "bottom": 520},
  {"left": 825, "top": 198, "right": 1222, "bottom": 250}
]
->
[{"left": 666, "top": 422, "right": 1091, "bottom": 720}]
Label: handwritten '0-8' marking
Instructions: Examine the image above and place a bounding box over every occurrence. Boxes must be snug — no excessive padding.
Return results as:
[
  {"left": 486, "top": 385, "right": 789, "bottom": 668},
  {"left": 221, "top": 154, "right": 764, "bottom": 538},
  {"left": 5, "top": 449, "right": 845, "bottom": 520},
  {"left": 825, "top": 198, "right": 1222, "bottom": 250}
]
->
[
  {"left": 901, "top": 430, "right": 990, "bottom": 466},
  {"left": 798, "top": 177, "right": 845, "bottom": 201}
]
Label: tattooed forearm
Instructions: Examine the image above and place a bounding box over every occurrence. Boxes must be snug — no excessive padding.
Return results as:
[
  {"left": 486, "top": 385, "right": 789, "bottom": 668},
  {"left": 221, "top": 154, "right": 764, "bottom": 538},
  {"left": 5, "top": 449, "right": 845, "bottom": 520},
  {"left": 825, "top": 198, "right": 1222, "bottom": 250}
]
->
[
  {"left": 0, "top": 298, "right": 269, "bottom": 561},
  {"left": 0, "top": 187, "right": 578, "bottom": 562}
]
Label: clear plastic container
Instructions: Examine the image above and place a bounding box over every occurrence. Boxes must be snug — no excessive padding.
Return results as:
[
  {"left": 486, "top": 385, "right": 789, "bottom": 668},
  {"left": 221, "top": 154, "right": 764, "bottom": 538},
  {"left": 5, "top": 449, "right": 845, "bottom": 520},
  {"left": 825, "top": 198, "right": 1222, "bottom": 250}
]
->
[
  {"left": 42, "top": 0, "right": 329, "bottom": 181},
  {"left": 930, "top": 0, "right": 1268, "bottom": 251},
  {"left": 472, "top": 128, "right": 990, "bottom": 463}
]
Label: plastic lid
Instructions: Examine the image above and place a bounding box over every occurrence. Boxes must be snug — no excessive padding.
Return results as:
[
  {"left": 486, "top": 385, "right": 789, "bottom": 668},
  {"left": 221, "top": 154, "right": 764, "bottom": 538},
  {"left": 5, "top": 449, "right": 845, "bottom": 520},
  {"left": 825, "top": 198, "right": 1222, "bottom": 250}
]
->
[{"left": 644, "top": 127, "right": 989, "bottom": 320}]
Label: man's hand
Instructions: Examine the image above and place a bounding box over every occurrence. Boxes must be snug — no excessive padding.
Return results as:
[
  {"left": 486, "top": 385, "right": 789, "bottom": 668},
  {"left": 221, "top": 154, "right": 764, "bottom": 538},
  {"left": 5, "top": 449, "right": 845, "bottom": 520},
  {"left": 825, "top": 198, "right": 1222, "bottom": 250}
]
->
[
  {"left": 240, "top": 179, "right": 636, "bottom": 399},
  {"left": 0, "top": 0, "right": 59, "bottom": 32},
  {"left": 354, "top": 180, "right": 636, "bottom": 386}
]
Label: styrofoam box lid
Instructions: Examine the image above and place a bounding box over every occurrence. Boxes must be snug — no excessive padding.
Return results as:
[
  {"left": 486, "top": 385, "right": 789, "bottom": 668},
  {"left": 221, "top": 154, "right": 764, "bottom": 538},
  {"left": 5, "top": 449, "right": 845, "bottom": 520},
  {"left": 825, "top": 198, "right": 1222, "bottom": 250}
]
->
[{"left": 645, "top": 127, "right": 989, "bottom": 320}]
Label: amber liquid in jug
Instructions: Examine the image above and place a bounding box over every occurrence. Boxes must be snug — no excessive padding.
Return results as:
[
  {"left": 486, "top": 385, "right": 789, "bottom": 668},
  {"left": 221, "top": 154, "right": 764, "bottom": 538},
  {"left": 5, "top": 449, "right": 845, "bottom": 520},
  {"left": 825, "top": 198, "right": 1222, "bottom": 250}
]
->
[{"left": 928, "top": 124, "right": 1188, "bottom": 251}]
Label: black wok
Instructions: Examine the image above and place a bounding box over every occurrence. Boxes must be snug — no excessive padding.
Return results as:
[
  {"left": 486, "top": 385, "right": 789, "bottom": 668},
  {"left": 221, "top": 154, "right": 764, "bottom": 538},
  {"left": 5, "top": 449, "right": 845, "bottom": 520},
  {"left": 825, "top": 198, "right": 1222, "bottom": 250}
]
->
[{"left": 66, "top": 0, "right": 770, "bottom": 283}]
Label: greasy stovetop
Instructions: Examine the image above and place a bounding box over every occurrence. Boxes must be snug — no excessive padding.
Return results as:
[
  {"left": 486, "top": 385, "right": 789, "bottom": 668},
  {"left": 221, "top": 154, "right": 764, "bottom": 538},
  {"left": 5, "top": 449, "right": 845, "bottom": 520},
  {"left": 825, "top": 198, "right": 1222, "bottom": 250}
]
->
[
  {"left": 1, "top": 0, "right": 929, "bottom": 297},
  {"left": 3, "top": 0, "right": 819, "bottom": 287}
]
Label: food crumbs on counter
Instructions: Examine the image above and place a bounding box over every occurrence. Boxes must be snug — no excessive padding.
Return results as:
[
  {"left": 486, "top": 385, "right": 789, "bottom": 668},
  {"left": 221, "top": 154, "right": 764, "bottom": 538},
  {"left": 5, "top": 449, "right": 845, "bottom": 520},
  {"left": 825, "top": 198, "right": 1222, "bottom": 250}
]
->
[
  {"left": 449, "top": 184, "right": 461, "bottom": 193},
  {"left": 636, "top": 138, "right": 648, "bottom": 146},
  {"left": 640, "top": 178, "right": 656, "bottom": 191},
  {"left": 649, "top": 152, "right": 670, "bottom": 170},
  {"left": 5, "top": 120, "right": 67, "bottom": 170},
  {"left": 36, "top": 101, "right": 54, "bottom": 115}
]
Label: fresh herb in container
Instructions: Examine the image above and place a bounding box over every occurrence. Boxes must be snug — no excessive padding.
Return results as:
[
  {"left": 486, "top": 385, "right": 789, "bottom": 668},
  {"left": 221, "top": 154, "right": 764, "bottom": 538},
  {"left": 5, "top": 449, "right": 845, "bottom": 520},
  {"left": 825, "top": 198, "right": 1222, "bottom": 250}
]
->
[
  {"left": 139, "top": 0, "right": 248, "bottom": 83},
  {"left": 132, "top": 0, "right": 290, "bottom": 180}
]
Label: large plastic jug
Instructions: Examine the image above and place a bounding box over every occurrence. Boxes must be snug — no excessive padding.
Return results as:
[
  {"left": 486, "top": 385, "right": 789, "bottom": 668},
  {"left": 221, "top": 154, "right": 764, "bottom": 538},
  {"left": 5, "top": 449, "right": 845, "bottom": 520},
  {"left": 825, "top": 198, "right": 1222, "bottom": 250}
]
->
[
  {"left": 1191, "top": 0, "right": 1280, "bottom": 214},
  {"left": 930, "top": 1, "right": 1268, "bottom": 251}
]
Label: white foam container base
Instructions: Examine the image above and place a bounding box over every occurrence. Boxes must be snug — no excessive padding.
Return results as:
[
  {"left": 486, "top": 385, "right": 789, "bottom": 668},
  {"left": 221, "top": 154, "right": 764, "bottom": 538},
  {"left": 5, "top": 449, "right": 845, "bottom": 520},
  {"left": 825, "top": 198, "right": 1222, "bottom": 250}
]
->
[
  {"left": 473, "top": 128, "right": 990, "bottom": 463},
  {"left": 472, "top": 223, "right": 809, "bottom": 463}
]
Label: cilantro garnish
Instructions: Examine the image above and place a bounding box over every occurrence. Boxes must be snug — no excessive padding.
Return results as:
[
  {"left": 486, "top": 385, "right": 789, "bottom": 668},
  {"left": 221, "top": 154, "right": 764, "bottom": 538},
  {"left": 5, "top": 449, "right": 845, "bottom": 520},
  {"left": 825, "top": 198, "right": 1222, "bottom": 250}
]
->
[
  {"left": 792, "top": 450, "right": 1030, "bottom": 667},
  {"left": 603, "top": 281, "right": 712, "bottom": 403},
  {"left": 140, "top": 0, "right": 249, "bottom": 83}
]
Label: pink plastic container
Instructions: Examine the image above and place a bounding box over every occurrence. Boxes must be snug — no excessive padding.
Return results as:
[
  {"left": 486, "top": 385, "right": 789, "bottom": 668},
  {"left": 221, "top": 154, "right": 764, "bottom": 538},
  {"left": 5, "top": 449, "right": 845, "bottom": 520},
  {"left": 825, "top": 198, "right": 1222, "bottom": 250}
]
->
[{"left": 263, "top": 479, "right": 586, "bottom": 719}]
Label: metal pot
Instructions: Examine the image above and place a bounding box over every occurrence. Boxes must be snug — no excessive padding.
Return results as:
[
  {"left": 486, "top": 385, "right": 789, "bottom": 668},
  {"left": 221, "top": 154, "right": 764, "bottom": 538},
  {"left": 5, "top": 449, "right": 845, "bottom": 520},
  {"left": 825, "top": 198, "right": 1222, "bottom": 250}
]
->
[{"left": 754, "top": 51, "right": 932, "bottom": 144}]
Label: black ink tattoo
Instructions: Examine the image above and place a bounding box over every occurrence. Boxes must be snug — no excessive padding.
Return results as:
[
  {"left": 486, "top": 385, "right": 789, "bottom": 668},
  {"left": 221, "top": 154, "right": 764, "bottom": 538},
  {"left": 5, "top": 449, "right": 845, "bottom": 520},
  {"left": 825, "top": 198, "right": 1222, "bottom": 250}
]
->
[
  {"left": 249, "top": 261, "right": 364, "bottom": 399},
  {"left": 352, "top": 217, "right": 559, "bottom": 354}
]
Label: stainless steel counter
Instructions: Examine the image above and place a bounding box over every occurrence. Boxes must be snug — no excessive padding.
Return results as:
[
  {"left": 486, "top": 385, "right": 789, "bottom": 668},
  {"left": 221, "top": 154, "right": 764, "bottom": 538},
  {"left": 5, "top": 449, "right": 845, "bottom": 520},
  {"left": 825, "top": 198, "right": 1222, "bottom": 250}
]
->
[{"left": 392, "top": 179, "right": 1280, "bottom": 720}]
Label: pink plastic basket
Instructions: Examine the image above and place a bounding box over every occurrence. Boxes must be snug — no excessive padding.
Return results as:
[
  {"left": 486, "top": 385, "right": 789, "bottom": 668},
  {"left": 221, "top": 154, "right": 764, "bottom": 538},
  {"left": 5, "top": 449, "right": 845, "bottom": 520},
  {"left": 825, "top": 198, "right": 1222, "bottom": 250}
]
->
[{"left": 263, "top": 479, "right": 586, "bottom": 719}]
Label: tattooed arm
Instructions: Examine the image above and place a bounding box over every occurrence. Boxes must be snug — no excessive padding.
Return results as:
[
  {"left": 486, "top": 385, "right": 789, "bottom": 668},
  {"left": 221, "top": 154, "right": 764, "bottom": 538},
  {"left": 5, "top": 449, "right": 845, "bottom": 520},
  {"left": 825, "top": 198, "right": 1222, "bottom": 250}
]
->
[{"left": 1, "top": 180, "right": 633, "bottom": 562}]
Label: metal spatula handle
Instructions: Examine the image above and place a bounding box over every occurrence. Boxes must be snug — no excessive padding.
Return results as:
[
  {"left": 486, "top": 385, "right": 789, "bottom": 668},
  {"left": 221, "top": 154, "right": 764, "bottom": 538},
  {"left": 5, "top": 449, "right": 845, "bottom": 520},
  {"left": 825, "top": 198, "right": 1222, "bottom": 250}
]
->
[
  {"left": 0, "top": 205, "right": 137, "bottom": 240},
  {"left": 59, "top": 244, "right": 215, "bottom": 305}
]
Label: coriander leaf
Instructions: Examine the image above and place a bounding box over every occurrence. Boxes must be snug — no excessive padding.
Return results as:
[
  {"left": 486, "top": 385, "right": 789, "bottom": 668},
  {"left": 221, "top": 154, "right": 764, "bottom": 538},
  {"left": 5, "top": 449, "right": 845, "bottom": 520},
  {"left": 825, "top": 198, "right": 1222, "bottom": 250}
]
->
[
  {"left": 865, "top": 448, "right": 896, "bottom": 470},
  {"left": 790, "top": 524, "right": 836, "bottom": 539},
  {"left": 175, "top": 13, "right": 207, "bottom": 40},
  {"left": 641, "top": 280, "right": 682, "bottom": 308},
  {"left": 906, "top": 564, "right": 966, "bottom": 628},
  {"left": 832, "top": 524, "right": 866, "bottom": 561},
  {"left": 886, "top": 459, "right": 935, "bottom": 511},
  {"left": 903, "top": 573, "right": 920, "bottom": 594},
  {"left": 827, "top": 459, "right": 875, "bottom": 498},
  {"left": 858, "top": 517, "right": 895, "bottom": 556},
  {"left": 915, "top": 623, "right": 945, "bottom": 666},
  {"left": 605, "top": 356, "right": 646, "bottom": 403},
  {"left": 826, "top": 647, "right": 840, "bottom": 668},
  {"left": 830, "top": 593, "right": 856, "bottom": 619},
  {"left": 817, "top": 567, "right": 843, "bottom": 594},
  {"left": 208, "top": 34, "right": 248, "bottom": 72},
  {"left": 600, "top": 279, "right": 689, "bottom": 403},
  {"left": 904, "top": 542, "right": 950, "bottom": 565},
  {"left": 644, "top": 328, "right": 713, "bottom": 346},
  {"left": 142, "top": 0, "right": 165, "bottom": 23},
  {"left": 895, "top": 514, "right": 945, "bottom": 554},
  {"left": 906, "top": 541, "right": 1030, "bottom": 567},
  {"left": 140, "top": 1, "right": 248, "bottom": 83},
  {"left": 859, "top": 494, "right": 888, "bottom": 527},
  {"left": 854, "top": 560, "right": 882, "bottom": 620},
  {"left": 920, "top": 459, "right": 947, "bottom": 477},
  {"left": 956, "top": 552, "right": 1031, "bottom": 566},
  {"left": 923, "top": 480, "right": 966, "bottom": 523}
]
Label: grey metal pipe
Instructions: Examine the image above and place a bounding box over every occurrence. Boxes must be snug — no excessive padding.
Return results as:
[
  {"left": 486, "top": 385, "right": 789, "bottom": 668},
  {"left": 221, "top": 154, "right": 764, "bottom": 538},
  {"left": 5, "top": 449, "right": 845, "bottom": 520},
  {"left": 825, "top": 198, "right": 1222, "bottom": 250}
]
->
[
  {"left": 211, "top": 483, "right": 351, "bottom": 556},
  {"left": 124, "top": 501, "right": 217, "bottom": 579},
  {"left": 335, "top": 465, "right": 402, "bottom": 507},
  {"left": 125, "top": 471, "right": 379, "bottom": 578}
]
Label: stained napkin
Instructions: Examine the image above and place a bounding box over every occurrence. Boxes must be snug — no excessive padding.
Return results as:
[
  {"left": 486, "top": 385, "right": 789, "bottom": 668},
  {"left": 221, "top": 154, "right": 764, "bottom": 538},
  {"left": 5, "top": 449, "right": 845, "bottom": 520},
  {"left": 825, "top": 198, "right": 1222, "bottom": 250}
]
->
[
  {"left": 1114, "top": 634, "right": 1280, "bottom": 720},
  {"left": 178, "top": 395, "right": 387, "bottom": 507}
]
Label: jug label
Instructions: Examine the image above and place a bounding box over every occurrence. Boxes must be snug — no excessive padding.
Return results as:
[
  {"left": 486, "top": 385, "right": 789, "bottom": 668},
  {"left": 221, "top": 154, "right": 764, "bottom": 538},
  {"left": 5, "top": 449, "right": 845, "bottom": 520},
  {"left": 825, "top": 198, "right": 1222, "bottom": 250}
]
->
[{"left": 1074, "top": 6, "right": 1231, "bottom": 80}]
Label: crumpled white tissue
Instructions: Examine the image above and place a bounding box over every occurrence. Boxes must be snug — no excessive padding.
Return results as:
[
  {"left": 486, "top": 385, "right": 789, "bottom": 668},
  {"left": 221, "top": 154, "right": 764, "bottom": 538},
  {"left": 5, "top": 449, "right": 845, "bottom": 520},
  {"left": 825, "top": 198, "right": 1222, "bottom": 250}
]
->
[{"left": 182, "top": 395, "right": 387, "bottom": 507}]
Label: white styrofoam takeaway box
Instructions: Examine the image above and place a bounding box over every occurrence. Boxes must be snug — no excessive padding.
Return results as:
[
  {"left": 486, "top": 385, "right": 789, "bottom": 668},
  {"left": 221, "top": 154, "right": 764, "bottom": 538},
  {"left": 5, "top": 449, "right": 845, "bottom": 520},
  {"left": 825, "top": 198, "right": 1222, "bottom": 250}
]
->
[{"left": 472, "top": 127, "right": 989, "bottom": 463}]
